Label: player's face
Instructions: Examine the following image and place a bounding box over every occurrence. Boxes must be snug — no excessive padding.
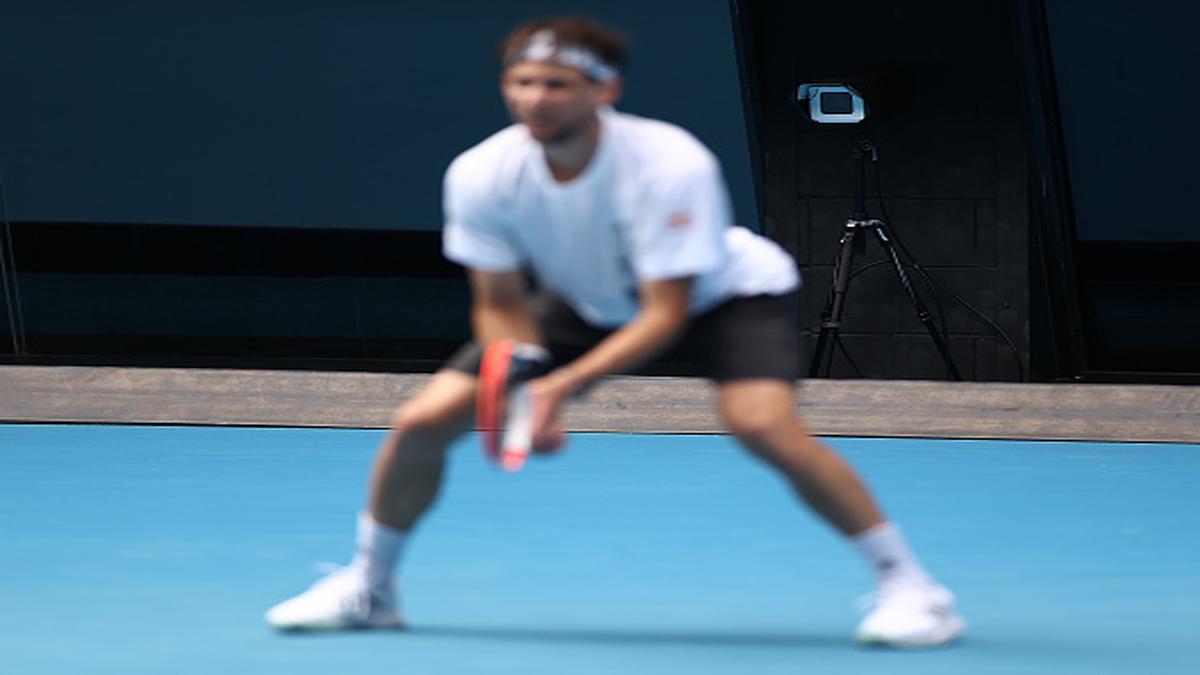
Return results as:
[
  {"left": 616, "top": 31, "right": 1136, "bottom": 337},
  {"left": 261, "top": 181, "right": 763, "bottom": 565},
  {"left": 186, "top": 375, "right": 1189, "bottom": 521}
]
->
[{"left": 501, "top": 61, "right": 616, "bottom": 145}]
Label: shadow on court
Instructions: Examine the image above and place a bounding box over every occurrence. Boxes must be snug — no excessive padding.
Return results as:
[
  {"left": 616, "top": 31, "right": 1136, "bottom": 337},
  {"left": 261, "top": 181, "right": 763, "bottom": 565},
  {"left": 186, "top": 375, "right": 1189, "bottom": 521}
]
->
[{"left": 406, "top": 624, "right": 852, "bottom": 649}]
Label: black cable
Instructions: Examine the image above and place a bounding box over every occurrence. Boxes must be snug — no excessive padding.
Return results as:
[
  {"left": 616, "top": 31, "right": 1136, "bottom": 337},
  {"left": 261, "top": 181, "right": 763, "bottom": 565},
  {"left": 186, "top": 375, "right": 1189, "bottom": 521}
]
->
[
  {"left": 815, "top": 259, "right": 889, "bottom": 377},
  {"left": 839, "top": 258, "right": 952, "bottom": 378},
  {"left": 870, "top": 152, "right": 1026, "bottom": 381},
  {"left": 917, "top": 275, "right": 1026, "bottom": 382},
  {"left": 834, "top": 334, "right": 866, "bottom": 377},
  {"left": 821, "top": 257, "right": 887, "bottom": 309},
  {"left": 847, "top": 259, "right": 890, "bottom": 282},
  {"left": 0, "top": 177, "right": 25, "bottom": 355}
]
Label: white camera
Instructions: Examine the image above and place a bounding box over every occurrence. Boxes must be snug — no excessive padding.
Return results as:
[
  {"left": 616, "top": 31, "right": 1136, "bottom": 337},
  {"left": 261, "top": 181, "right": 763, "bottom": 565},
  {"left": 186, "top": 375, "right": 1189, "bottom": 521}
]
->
[{"left": 796, "top": 84, "right": 867, "bottom": 124}]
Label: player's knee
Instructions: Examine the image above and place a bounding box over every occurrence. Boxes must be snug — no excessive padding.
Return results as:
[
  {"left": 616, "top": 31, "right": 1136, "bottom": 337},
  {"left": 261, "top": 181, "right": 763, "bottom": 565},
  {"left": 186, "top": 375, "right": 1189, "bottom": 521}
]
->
[
  {"left": 389, "top": 400, "right": 460, "bottom": 436},
  {"left": 721, "top": 405, "right": 789, "bottom": 450},
  {"left": 379, "top": 402, "right": 462, "bottom": 465}
]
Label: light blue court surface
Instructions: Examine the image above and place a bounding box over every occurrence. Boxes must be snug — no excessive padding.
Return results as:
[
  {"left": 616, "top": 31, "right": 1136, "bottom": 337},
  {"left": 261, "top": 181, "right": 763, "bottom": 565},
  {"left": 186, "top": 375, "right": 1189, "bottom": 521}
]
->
[{"left": 2, "top": 425, "right": 1198, "bottom": 675}]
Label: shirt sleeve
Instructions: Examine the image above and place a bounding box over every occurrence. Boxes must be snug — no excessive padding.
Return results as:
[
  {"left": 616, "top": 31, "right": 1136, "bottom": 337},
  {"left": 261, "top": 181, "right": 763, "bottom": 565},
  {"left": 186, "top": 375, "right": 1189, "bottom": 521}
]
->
[
  {"left": 441, "top": 155, "right": 524, "bottom": 271},
  {"left": 629, "top": 160, "right": 731, "bottom": 282}
]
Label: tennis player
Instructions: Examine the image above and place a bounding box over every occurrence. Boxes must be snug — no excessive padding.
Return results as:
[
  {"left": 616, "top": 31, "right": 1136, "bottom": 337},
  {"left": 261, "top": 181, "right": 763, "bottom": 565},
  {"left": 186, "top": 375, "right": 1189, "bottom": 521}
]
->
[{"left": 266, "top": 16, "right": 965, "bottom": 647}]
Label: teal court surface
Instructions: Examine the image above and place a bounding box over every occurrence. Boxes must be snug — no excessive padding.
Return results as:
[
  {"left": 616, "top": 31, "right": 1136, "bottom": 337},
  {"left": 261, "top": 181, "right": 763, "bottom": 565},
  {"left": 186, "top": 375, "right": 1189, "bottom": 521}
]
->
[{"left": 1, "top": 423, "right": 1197, "bottom": 674}]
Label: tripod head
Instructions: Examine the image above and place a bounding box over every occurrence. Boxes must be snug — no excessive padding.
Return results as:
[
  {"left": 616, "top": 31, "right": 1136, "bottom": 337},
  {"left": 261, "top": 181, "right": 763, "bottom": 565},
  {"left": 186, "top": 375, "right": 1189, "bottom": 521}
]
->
[{"left": 850, "top": 134, "right": 877, "bottom": 161}]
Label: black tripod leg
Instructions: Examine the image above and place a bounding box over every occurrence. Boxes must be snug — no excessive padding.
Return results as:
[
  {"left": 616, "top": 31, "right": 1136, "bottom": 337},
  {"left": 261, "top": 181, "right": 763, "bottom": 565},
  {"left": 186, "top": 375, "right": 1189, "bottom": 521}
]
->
[
  {"left": 809, "top": 222, "right": 860, "bottom": 377},
  {"left": 873, "top": 226, "right": 963, "bottom": 381}
]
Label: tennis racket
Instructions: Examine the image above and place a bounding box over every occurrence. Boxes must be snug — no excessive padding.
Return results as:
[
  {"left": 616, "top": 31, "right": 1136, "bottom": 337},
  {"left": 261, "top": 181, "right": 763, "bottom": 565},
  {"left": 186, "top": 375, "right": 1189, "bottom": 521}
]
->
[{"left": 477, "top": 340, "right": 549, "bottom": 472}]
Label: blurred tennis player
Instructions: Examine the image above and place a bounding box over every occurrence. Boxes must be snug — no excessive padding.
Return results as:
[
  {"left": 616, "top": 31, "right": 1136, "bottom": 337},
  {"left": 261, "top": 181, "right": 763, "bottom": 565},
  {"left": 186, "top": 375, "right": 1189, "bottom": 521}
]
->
[{"left": 266, "top": 16, "right": 965, "bottom": 647}]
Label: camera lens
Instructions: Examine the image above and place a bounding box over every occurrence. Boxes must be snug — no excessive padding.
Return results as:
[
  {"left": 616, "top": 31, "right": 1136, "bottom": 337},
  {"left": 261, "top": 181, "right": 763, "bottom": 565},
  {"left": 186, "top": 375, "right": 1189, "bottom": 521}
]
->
[{"left": 821, "top": 92, "right": 854, "bottom": 114}]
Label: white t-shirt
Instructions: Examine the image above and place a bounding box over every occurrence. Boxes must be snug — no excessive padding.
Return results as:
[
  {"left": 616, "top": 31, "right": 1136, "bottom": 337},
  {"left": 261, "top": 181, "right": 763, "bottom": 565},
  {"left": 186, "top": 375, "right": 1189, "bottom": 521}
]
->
[{"left": 442, "top": 108, "right": 799, "bottom": 328}]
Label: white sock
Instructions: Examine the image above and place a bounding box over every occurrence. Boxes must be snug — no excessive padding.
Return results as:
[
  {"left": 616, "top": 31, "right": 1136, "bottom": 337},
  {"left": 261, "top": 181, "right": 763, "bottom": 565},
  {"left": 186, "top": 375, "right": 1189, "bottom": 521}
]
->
[
  {"left": 851, "top": 522, "right": 934, "bottom": 589},
  {"left": 350, "top": 511, "right": 406, "bottom": 587}
]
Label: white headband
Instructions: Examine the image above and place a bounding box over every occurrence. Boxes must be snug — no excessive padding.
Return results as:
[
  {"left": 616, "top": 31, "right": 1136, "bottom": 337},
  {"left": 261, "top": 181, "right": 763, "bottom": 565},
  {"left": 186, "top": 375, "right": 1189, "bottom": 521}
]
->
[{"left": 510, "top": 29, "right": 619, "bottom": 82}]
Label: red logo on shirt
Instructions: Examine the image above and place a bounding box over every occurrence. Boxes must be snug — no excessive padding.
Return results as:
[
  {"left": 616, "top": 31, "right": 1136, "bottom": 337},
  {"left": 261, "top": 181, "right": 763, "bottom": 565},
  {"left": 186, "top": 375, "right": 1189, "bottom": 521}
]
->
[{"left": 668, "top": 211, "right": 693, "bottom": 228}]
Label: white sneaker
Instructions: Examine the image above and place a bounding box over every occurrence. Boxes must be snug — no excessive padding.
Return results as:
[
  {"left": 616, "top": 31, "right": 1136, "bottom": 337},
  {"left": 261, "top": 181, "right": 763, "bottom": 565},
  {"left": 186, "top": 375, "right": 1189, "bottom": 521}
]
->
[
  {"left": 265, "top": 564, "right": 404, "bottom": 631},
  {"left": 854, "top": 582, "right": 965, "bottom": 647}
]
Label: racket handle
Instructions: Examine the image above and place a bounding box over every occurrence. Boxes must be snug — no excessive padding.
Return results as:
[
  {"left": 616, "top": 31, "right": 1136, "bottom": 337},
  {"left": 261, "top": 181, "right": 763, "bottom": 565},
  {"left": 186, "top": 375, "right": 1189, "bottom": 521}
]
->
[{"left": 499, "top": 383, "right": 533, "bottom": 472}]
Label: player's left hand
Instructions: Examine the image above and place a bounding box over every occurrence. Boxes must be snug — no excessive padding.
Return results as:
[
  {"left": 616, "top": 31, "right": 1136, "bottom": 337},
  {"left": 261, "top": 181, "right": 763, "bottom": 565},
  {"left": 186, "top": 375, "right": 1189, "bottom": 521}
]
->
[{"left": 524, "top": 371, "right": 572, "bottom": 454}]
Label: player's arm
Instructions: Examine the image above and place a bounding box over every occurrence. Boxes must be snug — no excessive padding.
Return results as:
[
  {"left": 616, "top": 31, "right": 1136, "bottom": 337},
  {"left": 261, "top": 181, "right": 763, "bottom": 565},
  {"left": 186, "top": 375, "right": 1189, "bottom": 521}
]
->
[
  {"left": 467, "top": 267, "right": 542, "bottom": 347},
  {"left": 521, "top": 276, "right": 689, "bottom": 452},
  {"left": 541, "top": 276, "right": 692, "bottom": 395}
]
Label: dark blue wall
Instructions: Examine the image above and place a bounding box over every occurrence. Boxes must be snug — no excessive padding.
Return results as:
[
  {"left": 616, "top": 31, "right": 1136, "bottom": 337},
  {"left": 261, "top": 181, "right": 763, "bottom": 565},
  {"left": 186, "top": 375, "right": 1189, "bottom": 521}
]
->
[
  {"left": 1044, "top": 1, "right": 1200, "bottom": 243},
  {"left": 0, "top": 1, "right": 754, "bottom": 230}
]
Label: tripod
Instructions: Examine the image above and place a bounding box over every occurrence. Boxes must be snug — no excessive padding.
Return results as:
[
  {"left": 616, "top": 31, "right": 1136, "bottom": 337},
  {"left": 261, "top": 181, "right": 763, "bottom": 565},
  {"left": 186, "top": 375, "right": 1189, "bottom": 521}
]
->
[{"left": 808, "top": 135, "right": 962, "bottom": 380}]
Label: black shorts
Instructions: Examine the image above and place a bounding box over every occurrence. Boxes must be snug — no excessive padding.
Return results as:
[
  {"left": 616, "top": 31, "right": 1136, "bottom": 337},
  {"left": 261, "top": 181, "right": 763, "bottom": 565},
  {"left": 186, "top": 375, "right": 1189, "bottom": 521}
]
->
[{"left": 445, "top": 290, "right": 801, "bottom": 383}]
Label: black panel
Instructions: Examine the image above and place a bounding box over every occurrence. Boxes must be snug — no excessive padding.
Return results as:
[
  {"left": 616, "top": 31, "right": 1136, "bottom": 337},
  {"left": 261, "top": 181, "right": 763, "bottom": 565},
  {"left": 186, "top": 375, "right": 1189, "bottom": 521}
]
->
[
  {"left": 2, "top": 223, "right": 472, "bottom": 371},
  {"left": 0, "top": 281, "right": 15, "bottom": 357},
  {"left": 1075, "top": 242, "right": 1200, "bottom": 377},
  {"left": 15, "top": 223, "right": 458, "bottom": 278}
]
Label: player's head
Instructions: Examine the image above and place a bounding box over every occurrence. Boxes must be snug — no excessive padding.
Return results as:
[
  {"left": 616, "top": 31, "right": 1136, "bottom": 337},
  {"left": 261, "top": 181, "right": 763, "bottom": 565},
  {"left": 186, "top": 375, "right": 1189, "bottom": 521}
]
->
[{"left": 498, "top": 17, "right": 626, "bottom": 144}]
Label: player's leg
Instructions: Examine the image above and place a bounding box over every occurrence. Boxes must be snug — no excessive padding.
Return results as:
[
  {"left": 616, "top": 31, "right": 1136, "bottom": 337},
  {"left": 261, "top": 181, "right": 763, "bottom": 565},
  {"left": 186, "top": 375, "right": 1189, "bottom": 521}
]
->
[
  {"left": 265, "top": 369, "right": 476, "bottom": 631},
  {"left": 717, "top": 378, "right": 883, "bottom": 535},
  {"left": 369, "top": 369, "right": 477, "bottom": 530},
  {"left": 717, "top": 379, "right": 965, "bottom": 647},
  {"left": 683, "top": 292, "right": 963, "bottom": 647}
]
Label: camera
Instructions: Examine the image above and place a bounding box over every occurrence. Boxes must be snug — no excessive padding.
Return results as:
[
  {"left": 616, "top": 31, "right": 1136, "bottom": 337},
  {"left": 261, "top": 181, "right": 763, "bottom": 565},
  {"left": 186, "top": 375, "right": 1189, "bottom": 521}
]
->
[{"left": 796, "top": 84, "right": 867, "bottom": 124}]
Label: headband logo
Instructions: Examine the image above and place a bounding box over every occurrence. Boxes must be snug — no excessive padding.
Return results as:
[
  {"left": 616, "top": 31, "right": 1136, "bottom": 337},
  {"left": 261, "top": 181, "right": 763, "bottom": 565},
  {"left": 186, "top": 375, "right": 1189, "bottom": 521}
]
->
[{"left": 512, "top": 29, "right": 618, "bottom": 82}]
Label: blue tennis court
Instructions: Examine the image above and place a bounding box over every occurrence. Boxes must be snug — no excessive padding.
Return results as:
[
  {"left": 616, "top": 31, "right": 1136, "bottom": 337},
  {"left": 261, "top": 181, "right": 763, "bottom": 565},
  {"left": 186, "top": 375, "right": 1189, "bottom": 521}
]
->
[{"left": 2, "top": 423, "right": 1196, "bottom": 674}]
